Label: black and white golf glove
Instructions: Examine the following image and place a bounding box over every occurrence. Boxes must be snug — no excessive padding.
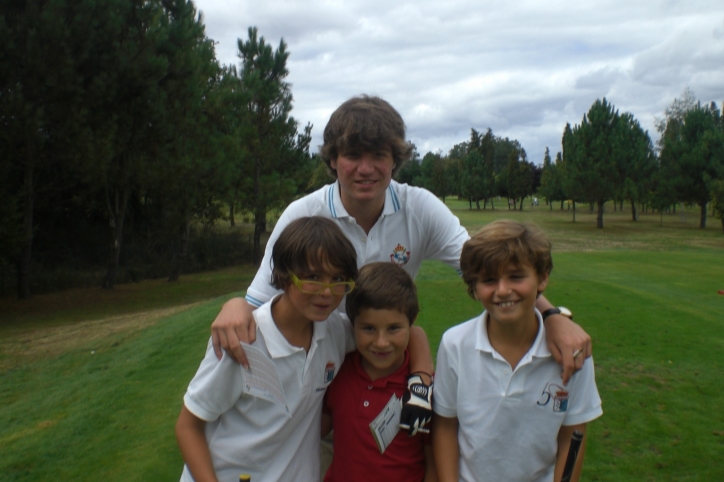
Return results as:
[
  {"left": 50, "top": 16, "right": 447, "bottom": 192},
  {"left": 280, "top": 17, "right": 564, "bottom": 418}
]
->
[{"left": 399, "top": 373, "right": 433, "bottom": 436}]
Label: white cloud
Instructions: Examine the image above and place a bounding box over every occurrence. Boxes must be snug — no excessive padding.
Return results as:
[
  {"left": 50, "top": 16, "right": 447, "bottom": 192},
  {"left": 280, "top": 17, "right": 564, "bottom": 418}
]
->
[{"left": 195, "top": 0, "right": 724, "bottom": 163}]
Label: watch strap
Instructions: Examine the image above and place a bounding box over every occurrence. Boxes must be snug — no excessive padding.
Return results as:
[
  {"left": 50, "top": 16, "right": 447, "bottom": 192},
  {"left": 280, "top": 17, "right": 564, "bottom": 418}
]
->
[
  {"left": 541, "top": 308, "right": 561, "bottom": 321},
  {"left": 542, "top": 307, "right": 573, "bottom": 320}
]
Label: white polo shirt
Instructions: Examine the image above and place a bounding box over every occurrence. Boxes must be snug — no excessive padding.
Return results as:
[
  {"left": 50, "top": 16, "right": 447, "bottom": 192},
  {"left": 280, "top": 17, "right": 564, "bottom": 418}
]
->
[
  {"left": 180, "top": 297, "right": 354, "bottom": 482},
  {"left": 433, "top": 309, "right": 602, "bottom": 482},
  {"left": 245, "top": 180, "right": 469, "bottom": 308}
]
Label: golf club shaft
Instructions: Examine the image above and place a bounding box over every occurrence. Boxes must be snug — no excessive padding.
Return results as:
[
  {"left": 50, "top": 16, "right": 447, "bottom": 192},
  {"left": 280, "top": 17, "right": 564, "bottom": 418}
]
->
[{"left": 560, "top": 430, "right": 584, "bottom": 482}]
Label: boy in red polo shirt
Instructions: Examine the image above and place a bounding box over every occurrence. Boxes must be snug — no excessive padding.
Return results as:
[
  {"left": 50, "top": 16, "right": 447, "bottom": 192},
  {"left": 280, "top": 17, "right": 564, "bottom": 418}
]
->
[{"left": 321, "top": 262, "right": 437, "bottom": 481}]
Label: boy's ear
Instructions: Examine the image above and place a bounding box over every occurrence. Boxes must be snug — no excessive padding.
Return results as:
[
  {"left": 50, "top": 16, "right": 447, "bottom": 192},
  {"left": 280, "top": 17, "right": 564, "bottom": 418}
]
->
[{"left": 537, "top": 272, "right": 550, "bottom": 295}]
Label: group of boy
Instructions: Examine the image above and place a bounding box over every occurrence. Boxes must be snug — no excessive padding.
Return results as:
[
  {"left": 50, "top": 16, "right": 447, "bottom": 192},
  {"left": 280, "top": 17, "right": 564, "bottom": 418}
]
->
[{"left": 175, "top": 95, "right": 601, "bottom": 481}]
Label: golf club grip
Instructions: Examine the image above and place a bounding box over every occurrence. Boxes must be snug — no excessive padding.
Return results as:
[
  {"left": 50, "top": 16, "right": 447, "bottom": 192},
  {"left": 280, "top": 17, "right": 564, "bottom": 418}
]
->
[{"left": 560, "top": 430, "right": 584, "bottom": 482}]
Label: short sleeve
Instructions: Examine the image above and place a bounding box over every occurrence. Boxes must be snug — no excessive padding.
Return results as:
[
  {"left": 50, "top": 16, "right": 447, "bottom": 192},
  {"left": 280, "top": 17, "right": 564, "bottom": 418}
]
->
[
  {"left": 183, "top": 338, "right": 247, "bottom": 421},
  {"left": 416, "top": 189, "right": 469, "bottom": 273},
  {"left": 432, "top": 332, "right": 459, "bottom": 418},
  {"left": 562, "top": 357, "right": 603, "bottom": 426}
]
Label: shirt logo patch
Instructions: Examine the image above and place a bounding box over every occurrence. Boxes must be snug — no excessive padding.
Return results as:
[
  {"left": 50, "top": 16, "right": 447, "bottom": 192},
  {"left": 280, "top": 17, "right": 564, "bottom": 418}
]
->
[
  {"left": 536, "top": 383, "right": 569, "bottom": 413},
  {"left": 390, "top": 244, "right": 411, "bottom": 266},
  {"left": 324, "top": 361, "right": 336, "bottom": 383}
]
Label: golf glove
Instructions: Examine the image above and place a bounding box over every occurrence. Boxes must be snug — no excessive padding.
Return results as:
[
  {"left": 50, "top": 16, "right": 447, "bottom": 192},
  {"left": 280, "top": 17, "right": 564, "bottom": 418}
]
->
[{"left": 399, "top": 374, "right": 433, "bottom": 436}]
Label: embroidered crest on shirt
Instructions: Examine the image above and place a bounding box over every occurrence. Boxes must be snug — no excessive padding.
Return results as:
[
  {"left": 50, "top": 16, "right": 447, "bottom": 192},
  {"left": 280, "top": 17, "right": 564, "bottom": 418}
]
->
[
  {"left": 536, "top": 383, "right": 569, "bottom": 413},
  {"left": 324, "top": 361, "right": 336, "bottom": 383},
  {"left": 390, "top": 244, "right": 410, "bottom": 265}
]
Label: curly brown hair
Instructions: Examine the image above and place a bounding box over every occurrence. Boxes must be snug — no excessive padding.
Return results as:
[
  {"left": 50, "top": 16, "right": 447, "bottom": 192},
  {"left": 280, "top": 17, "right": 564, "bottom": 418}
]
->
[{"left": 320, "top": 95, "right": 413, "bottom": 178}]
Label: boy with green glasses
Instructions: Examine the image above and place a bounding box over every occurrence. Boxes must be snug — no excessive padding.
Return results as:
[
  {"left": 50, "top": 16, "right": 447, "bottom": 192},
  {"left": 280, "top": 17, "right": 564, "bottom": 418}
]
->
[
  {"left": 176, "top": 216, "right": 435, "bottom": 481},
  {"left": 176, "top": 216, "right": 359, "bottom": 481},
  {"left": 288, "top": 272, "right": 355, "bottom": 295}
]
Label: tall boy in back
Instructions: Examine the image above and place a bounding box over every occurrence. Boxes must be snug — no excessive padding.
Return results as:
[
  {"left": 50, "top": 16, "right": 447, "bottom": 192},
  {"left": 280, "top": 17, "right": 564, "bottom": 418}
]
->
[
  {"left": 433, "top": 220, "right": 602, "bottom": 482},
  {"left": 211, "top": 95, "right": 591, "bottom": 396},
  {"left": 321, "top": 262, "right": 437, "bottom": 482},
  {"left": 175, "top": 216, "right": 359, "bottom": 482}
]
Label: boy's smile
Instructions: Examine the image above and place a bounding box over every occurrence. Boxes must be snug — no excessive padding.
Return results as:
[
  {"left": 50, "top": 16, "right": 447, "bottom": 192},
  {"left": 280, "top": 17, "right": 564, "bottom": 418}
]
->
[
  {"left": 475, "top": 264, "right": 548, "bottom": 326},
  {"left": 354, "top": 308, "right": 410, "bottom": 381}
]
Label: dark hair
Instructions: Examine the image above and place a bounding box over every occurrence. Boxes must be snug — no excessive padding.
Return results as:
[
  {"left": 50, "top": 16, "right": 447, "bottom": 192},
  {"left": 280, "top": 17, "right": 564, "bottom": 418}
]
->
[
  {"left": 460, "top": 220, "right": 553, "bottom": 299},
  {"left": 270, "top": 217, "right": 358, "bottom": 289},
  {"left": 320, "top": 95, "right": 413, "bottom": 178},
  {"left": 345, "top": 262, "right": 419, "bottom": 325}
]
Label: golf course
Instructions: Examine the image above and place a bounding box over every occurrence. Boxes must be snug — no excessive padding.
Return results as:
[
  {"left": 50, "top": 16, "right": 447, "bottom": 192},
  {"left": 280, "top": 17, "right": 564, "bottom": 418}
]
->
[{"left": 1, "top": 200, "right": 722, "bottom": 481}]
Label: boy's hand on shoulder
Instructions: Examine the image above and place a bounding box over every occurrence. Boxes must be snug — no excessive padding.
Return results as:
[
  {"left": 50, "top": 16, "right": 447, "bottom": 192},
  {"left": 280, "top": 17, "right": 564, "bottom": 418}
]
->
[
  {"left": 544, "top": 314, "right": 591, "bottom": 385},
  {"left": 399, "top": 373, "right": 433, "bottom": 436},
  {"left": 211, "top": 297, "right": 257, "bottom": 368}
]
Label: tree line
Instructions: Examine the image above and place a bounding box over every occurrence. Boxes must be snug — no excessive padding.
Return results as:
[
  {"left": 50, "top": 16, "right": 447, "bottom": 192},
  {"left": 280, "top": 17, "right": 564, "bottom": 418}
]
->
[
  {"left": 397, "top": 129, "right": 543, "bottom": 211},
  {"left": 2, "top": 1, "right": 722, "bottom": 300},
  {"left": 399, "top": 89, "right": 724, "bottom": 232},
  {"left": 1, "top": 0, "right": 314, "bottom": 298}
]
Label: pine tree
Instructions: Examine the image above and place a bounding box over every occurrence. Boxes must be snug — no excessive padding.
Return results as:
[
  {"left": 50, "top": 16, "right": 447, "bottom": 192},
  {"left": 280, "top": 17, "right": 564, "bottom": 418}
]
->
[
  {"left": 660, "top": 103, "right": 724, "bottom": 228},
  {"left": 562, "top": 99, "right": 620, "bottom": 228},
  {"left": 236, "top": 27, "right": 312, "bottom": 264}
]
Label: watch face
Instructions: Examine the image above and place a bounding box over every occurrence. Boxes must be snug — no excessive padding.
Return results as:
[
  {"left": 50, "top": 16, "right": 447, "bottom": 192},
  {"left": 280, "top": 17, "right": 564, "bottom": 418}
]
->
[{"left": 559, "top": 306, "right": 572, "bottom": 317}]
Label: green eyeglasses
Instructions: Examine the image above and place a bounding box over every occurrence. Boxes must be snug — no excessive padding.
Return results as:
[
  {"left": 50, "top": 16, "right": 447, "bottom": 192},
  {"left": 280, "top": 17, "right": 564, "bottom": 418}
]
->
[{"left": 289, "top": 272, "right": 355, "bottom": 295}]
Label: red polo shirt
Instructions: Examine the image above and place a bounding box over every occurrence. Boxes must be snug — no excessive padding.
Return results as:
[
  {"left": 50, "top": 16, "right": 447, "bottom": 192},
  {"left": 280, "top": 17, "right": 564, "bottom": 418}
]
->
[{"left": 323, "top": 350, "right": 429, "bottom": 482}]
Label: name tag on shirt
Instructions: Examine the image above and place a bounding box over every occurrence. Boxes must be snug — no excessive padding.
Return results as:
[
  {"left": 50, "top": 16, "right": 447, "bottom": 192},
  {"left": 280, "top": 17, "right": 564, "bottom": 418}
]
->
[
  {"left": 240, "top": 342, "right": 289, "bottom": 415},
  {"left": 369, "top": 394, "right": 401, "bottom": 454}
]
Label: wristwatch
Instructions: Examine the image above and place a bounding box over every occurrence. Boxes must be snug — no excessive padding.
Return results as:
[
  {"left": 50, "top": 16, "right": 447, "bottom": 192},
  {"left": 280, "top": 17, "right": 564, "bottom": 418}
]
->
[{"left": 541, "top": 306, "right": 573, "bottom": 321}]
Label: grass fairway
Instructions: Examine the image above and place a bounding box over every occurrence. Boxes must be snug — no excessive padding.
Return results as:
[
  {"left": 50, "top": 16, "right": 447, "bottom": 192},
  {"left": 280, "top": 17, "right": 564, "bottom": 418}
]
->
[
  {"left": 1, "top": 202, "right": 723, "bottom": 481},
  {"left": 0, "top": 301, "right": 220, "bottom": 481},
  {"left": 0, "top": 266, "right": 255, "bottom": 481},
  {"left": 550, "top": 252, "right": 724, "bottom": 481},
  {"left": 413, "top": 252, "right": 724, "bottom": 481}
]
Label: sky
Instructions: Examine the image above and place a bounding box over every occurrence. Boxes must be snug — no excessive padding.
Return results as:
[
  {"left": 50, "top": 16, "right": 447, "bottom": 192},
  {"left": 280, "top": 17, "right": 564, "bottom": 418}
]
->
[{"left": 193, "top": 0, "right": 724, "bottom": 164}]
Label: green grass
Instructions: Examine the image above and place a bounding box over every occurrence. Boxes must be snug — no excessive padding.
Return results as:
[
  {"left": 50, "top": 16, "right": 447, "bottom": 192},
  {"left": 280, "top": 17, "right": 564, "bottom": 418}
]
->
[
  {"left": 0, "top": 299, "right": 225, "bottom": 481},
  {"left": 413, "top": 249, "right": 724, "bottom": 481},
  {"left": 1, "top": 200, "right": 723, "bottom": 480},
  {"left": 0, "top": 266, "right": 257, "bottom": 481}
]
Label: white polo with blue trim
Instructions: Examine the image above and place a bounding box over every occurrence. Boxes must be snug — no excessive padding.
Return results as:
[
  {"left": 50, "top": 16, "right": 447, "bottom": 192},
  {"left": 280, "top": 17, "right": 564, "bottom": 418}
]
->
[
  {"left": 244, "top": 180, "right": 469, "bottom": 309},
  {"left": 180, "top": 297, "right": 354, "bottom": 481},
  {"left": 433, "top": 309, "right": 603, "bottom": 481}
]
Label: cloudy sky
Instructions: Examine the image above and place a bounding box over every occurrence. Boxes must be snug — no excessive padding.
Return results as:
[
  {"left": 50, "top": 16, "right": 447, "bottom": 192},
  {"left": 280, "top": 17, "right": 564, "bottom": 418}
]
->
[{"left": 193, "top": 0, "right": 724, "bottom": 164}]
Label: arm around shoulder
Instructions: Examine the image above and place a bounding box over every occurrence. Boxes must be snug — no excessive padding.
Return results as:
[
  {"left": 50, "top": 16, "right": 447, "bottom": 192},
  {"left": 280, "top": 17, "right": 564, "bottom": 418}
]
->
[
  {"left": 400, "top": 326, "right": 434, "bottom": 435},
  {"left": 408, "top": 326, "right": 434, "bottom": 380},
  {"left": 415, "top": 186, "right": 469, "bottom": 270},
  {"left": 537, "top": 294, "right": 592, "bottom": 385},
  {"left": 212, "top": 201, "right": 311, "bottom": 364},
  {"left": 210, "top": 297, "right": 257, "bottom": 366}
]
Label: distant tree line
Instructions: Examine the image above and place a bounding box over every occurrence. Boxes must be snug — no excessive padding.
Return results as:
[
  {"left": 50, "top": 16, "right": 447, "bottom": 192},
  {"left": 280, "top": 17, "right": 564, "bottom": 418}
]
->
[
  {"left": 543, "top": 91, "right": 724, "bottom": 229},
  {"left": 396, "top": 129, "right": 543, "bottom": 211},
  {"left": 1, "top": 0, "right": 315, "bottom": 298},
  {"left": 397, "top": 89, "right": 724, "bottom": 232}
]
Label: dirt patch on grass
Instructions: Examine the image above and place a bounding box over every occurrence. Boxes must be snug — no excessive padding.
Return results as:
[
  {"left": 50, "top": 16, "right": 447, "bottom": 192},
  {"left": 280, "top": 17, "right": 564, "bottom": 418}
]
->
[
  {"left": 0, "top": 302, "right": 203, "bottom": 371},
  {"left": 0, "top": 419, "right": 61, "bottom": 450}
]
